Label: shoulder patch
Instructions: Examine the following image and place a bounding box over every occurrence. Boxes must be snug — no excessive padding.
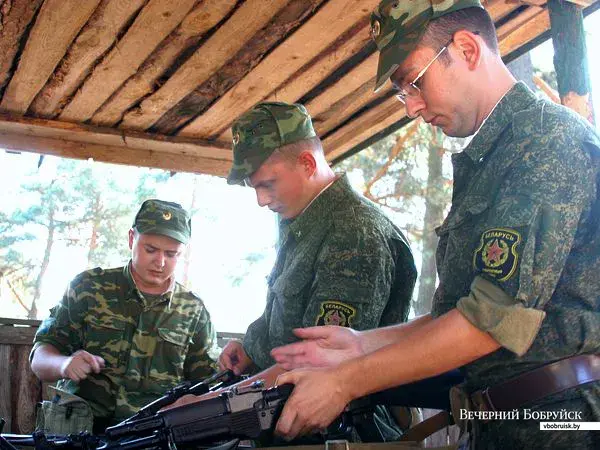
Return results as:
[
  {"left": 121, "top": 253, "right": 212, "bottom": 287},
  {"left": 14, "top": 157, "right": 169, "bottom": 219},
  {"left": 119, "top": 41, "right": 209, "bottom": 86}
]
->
[
  {"left": 473, "top": 228, "right": 521, "bottom": 282},
  {"left": 315, "top": 301, "right": 356, "bottom": 327}
]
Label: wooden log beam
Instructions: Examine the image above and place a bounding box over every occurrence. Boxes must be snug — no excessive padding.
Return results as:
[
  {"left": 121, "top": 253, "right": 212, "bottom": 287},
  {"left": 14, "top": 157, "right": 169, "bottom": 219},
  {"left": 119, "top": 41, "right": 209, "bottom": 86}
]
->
[
  {"left": 498, "top": 8, "right": 550, "bottom": 55},
  {"left": 315, "top": 81, "right": 392, "bottom": 137},
  {"left": 266, "top": 18, "right": 373, "bottom": 105},
  {"left": 150, "top": 0, "right": 325, "bottom": 135},
  {"left": 496, "top": 6, "right": 545, "bottom": 42},
  {"left": 323, "top": 96, "right": 406, "bottom": 161},
  {"left": 305, "top": 53, "right": 378, "bottom": 120},
  {"left": 0, "top": 115, "right": 232, "bottom": 176},
  {"left": 179, "top": 0, "right": 381, "bottom": 139},
  {"left": 59, "top": 0, "right": 198, "bottom": 123},
  {"left": 90, "top": 0, "right": 237, "bottom": 128},
  {"left": 0, "top": 0, "right": 44, "bottom": 95},
  {"left": 119, "top": 0, "right": 293, "bottom": 131},
  {"left": 0, "top": 0, "right": 101, "bottom": 114},
  {"left": 0, "top": 326, "right": 36, "bottom": 346},
  {"left": 216, "top": 31, "right": 376, "bottom": 144},
  {"left": 211, "top": 19, "right": 375, "bottom": 144},
  {"left": 485, "top": 0, "right": 522, "bottom": 22},
  {"left": 29, "top": 0, "right": 147, "bottom": 119},
  {"left": 548, "top": 0, "right": 595, "bottom": 124}
]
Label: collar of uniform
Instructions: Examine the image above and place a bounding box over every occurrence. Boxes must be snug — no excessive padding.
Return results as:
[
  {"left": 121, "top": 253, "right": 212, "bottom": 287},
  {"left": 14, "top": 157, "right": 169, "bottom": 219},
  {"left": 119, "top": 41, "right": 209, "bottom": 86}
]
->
[
  {"left": 123, "top": 261, "right": 174, "bottom": 304},
  {"left": 463, "top": 82, "right": 537, "bottom": 164},
  {"left": 285, "top": 174, "right": 349, "bottom": 242},
  {"left": 123, "top": 263, "right": 137, "bottom": 296}
]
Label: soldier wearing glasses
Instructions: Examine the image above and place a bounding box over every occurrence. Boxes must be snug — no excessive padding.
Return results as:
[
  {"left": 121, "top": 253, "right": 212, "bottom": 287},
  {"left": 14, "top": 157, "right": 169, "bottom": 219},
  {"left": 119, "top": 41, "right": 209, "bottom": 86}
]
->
[{"left": 271, "top": 1, "right": 600, "bottom": 448}]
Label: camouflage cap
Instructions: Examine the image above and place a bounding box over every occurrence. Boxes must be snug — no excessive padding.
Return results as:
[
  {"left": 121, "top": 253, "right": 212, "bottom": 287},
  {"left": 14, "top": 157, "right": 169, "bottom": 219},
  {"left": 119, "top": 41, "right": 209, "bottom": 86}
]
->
[
  {"left": 371, "top": 0, "right": 483, "bottom": 91},
  {"left": 133, "top": 199, "right": 191, "bottom": 244},
  {"left": 227, "top": 102, "right": 317, "bottom": 185}
]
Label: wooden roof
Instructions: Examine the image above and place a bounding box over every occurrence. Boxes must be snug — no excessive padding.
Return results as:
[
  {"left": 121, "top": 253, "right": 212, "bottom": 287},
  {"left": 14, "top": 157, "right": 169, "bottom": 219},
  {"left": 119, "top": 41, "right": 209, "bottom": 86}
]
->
[{"left": 0, "top": 0, "right": 597, "bottom": 176}]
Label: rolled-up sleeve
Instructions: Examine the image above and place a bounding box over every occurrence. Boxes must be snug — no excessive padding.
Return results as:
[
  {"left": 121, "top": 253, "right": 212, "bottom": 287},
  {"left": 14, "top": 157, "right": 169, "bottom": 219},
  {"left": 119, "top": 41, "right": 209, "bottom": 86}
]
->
[
  {"left": 31, "top": 278, "right": 86, "bottom": 360},
  {"left": 458, "top": 137, "right": 596, "bottom": 355}
]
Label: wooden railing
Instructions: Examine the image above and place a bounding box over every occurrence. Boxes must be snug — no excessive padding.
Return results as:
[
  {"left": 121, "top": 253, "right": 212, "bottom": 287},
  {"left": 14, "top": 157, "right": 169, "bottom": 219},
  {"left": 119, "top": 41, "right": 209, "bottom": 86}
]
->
[{"left": 0, "top": 317, "right": 242, "bottom": 433}]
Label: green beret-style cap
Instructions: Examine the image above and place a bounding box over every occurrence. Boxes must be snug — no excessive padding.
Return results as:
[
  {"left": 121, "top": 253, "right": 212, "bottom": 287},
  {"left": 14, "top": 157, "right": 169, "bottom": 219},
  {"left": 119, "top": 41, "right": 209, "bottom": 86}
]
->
[
  {"left": 133, "top": 199, "right": 191, "bottom": 244},
  {"left": 227, "top": 102, "right": 316, "bottom": 185}
]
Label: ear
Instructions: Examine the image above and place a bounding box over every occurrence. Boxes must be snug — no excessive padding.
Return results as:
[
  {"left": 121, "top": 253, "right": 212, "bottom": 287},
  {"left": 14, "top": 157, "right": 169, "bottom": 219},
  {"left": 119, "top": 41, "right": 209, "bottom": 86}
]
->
[
  {"left": 128, "top": 229, "right": 135, "bottom": 250},
  {"left": 452, "top": 30, "right": 481, "bottom": 71},
  {"left": 297, "top": 151, "right": 317, "bottom": 177}
]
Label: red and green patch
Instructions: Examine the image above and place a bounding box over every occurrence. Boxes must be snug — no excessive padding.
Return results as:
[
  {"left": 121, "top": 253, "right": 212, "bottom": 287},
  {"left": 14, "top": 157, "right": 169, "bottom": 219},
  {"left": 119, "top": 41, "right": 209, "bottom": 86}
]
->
[
  {"left": 473, "top": 228, "right": 522, "bottom": 282},
  {"left": 315, "top": 301, "right": 356, "bottom": 327}
]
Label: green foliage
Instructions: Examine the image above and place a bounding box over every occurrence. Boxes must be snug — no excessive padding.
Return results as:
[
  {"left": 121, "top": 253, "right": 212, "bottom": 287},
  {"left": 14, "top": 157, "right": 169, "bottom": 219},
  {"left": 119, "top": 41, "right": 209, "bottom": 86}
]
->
[{"left": 0, "top": 157, "right": 172, "bottom": 317}]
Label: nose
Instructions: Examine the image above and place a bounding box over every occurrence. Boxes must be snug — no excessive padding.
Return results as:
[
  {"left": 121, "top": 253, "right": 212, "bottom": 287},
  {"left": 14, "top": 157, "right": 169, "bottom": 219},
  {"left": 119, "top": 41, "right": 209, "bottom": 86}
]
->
[
  {"left": 255, "top": 189, "right": 271, "bottom": 208},
  {"left": 404, "top": 95, "right": 425, "bottom": 119},
  {"left": 154, "top": 252, "right": 166, "bottom": 268}
]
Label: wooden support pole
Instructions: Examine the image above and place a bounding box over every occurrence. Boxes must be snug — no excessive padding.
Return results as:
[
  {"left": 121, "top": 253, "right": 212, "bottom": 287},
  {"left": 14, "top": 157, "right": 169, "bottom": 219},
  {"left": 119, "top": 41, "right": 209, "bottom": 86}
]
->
[{"left": 547, "top": 0, "right": 595, "bottom": 125}]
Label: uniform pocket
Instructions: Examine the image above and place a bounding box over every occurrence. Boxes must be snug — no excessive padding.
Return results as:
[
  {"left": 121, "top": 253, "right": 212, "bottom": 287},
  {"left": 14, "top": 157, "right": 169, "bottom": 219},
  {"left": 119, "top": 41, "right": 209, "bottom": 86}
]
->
[
  {"left": 436, "top": 195, "right": 490, "bottom": 236},
  {"left": 150, "top": 327, "right": 190, "bottom": 381},
  {"left": 83, "top": 315, "right": 127, "bottom": 367}
]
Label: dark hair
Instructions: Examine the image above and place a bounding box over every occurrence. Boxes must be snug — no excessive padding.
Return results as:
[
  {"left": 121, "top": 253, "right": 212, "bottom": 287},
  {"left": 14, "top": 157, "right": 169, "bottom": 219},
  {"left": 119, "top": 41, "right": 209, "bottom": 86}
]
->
[{"left": 421, "top": 7, "right": 498, "bottom": 64}]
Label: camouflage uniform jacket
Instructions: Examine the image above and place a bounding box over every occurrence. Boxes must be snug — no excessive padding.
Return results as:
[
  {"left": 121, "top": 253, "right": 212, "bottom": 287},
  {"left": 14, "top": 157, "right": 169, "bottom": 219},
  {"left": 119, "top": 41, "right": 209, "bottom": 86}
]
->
[
  {"left": 243, "top": 174, "right": 416, "bottom": 369},
  {"left": 32, "top": 264, "right": 218, "bottom": 422},
  {"left": 432, "top": 82, "right": 600, "bottom": 448}
]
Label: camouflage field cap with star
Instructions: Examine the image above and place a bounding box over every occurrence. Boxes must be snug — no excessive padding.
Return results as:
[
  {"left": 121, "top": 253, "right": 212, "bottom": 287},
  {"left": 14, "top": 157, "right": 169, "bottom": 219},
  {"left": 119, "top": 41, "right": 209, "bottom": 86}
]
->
[
  {"left": 227, "top": 102, "right": 317, "bottom": 185},
  {"left": 133, "top": 199, "right": 191, "bottom": 244},
  {"left": 371, "top": 0, "right": 484, "bottom": 91}
]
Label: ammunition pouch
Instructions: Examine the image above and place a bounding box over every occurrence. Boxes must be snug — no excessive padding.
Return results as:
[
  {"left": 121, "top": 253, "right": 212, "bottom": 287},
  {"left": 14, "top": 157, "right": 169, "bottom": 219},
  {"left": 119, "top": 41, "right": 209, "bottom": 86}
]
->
[{"left": 36, "top": 386, "right": 94, "bottom": 435}]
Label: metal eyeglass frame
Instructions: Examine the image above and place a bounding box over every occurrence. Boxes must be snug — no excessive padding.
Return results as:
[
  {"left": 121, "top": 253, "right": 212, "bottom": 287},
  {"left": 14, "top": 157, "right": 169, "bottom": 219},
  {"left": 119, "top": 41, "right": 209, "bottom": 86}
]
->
[{"left": 394, "top": 38, "right": 454, "bottom": 104}]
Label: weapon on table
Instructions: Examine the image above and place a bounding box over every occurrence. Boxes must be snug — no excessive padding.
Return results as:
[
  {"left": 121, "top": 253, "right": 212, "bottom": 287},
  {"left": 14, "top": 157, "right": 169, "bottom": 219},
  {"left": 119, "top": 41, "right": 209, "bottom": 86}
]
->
[
  {"left": 1, "top": 381, "right": 295, "bottom": 450},
  {"left": 116, "top": 369, "right": 239, "bottom": 425}
]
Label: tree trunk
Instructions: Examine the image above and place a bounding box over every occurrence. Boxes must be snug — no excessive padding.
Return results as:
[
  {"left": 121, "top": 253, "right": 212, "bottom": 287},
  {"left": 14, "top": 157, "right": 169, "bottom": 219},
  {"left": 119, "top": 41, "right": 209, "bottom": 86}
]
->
[
  {"left": 415, "top": 128, "right": 445, "bottom": 315},
  {"left": 87, "top": 193, "right": 101, "bottom": 267},
  {"left": 182, "top": 178, "right": 199, "bottom": 287},
  {"left": 30, "top": 209, "right": 56, "bottom": 319}
]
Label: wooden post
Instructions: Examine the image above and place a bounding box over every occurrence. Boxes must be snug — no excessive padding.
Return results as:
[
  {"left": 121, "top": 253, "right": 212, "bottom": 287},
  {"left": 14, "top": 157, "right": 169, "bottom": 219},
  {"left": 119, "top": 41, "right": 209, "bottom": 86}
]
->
[{"left": 547, "top": 0, "right": 595, "bottom": 125}]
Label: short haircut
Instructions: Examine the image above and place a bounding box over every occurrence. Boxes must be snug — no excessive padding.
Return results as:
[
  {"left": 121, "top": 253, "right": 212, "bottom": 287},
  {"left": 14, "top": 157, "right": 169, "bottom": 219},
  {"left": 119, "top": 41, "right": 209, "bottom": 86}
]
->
[
  {"left": 271, "top": 136, "right": 324, "bottom": 164},
  {"left": 421, "top": 7, "right": 498, "bottom": 63}
]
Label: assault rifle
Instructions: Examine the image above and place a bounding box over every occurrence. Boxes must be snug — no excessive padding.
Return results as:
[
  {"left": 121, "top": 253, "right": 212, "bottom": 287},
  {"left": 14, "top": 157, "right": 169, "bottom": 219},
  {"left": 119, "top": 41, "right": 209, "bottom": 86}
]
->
[{"left": 1, "top": 381, "right": 307, "bottom": 450}]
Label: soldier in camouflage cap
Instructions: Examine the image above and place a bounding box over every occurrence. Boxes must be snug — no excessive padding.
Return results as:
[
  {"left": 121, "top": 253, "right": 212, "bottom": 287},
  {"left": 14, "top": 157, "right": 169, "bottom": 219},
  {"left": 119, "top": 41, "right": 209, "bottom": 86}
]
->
[
  {"left": 227, "top": 102, "right": 316, "bottom": 185},
  {"left": 133, "top": 199, "right": 191, "bottom": 244},
  {"left": 370, "top": 0, "right": 483, "bottom": 91},
  {"left": 170, "top": 102, "right": 418, "bottom": 442},
  {"left": 31, "top": 200, "right": 218, "bottom": 434},
  {"left": 272, "top": 3, "right": 600, "bottom": 449}
]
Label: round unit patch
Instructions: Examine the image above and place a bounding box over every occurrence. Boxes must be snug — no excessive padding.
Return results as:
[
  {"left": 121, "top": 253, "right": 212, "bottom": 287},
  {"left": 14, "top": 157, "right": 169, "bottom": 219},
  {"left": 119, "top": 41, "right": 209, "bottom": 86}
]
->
[
  {"left": 315, "top": 301, "right": 356, "bottom": 327},
  {"left": 473, "top": 228, "right": 522, "bottom": 282}
]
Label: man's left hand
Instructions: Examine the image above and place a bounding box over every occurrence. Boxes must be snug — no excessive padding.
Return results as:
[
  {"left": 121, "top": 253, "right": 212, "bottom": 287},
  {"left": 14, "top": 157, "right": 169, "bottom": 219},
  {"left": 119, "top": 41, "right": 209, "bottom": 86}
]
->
[{"left": 275, "top": 368, "right": 352, "bottom": 440}]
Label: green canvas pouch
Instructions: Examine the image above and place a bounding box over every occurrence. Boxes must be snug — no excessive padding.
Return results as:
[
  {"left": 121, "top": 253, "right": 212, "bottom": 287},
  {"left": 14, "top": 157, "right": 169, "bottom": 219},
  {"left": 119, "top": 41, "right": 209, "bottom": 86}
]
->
[{"left": 36, "top": 386, "right": 94, "bottom": 434}]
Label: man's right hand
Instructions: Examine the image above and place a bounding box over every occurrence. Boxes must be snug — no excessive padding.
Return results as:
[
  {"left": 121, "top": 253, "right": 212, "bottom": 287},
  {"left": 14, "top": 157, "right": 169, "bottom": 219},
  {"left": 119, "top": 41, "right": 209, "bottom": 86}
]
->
[
  {"left": 218, "top": 340, "right": 253, "bottom": 375},
  {"left": 60, "top": 350, "right": 105, "bottom": 382},
  {"left": 270, "top": 326, "right": 363, "bottom": 370}
]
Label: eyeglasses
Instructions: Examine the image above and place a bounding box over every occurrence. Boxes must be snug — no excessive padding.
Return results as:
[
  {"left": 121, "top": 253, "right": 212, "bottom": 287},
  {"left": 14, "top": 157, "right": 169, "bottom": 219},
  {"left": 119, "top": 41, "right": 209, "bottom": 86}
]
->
[{"left": 394, "top": 38, "right": 453, "bottom": 104}]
